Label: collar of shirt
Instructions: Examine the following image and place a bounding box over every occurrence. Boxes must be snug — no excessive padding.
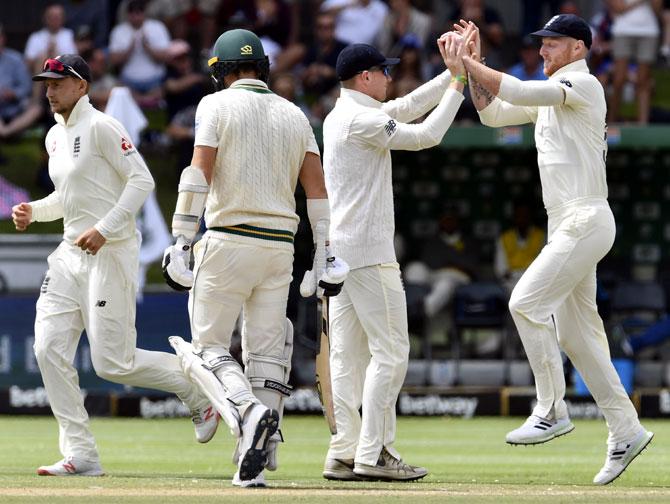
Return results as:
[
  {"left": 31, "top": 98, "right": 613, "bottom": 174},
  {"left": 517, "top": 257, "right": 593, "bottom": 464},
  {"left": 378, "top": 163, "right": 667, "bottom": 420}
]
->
[
  {"left": 339, "top": 87, "right": 382, "bottom": 109},
  {"left": 550, "top": 58, "right": 589, "bottom": 79},
  {"left": 54, "top": 94, "right": 93, "bottom": 127},
  {"left": 229, "top": 78, "right": 269, "bottom": 91}
]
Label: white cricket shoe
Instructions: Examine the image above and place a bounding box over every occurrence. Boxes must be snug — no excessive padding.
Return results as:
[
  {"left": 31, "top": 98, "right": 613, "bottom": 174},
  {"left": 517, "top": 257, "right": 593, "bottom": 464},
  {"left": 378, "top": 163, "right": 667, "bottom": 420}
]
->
[
  {"left": 506, "top": 415, "right": 574, "bottom": 445},
  {"left": 232, "top": 470, "right": 266, "bottom": 488},
  {"left": 37, "top": 457, "right": 104, "bottom": 476},
  {"left": 237, "top": 404, "right": 279, "bottom": 482},
  {"left": 323, "top": 457, "right": 362, "bottom": 481},
  {"left": 191, "top": 404, "right": 220, "bottom": 443},
  {"left": 593, "top": 429, "right": 654, "bottom": 485}
]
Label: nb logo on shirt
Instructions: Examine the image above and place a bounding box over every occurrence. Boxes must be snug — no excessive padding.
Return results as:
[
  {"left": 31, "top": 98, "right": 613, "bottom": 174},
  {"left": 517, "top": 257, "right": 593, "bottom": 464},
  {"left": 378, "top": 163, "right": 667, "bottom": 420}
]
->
[
  {"left": 559, "top": 78, "right": 572, "bottom": 88},
  {"left": 384, "top": 119, "right": 397, "bottom": 137},
  {"left": 96, "top": 300, "right": 107, "bottom": 307}
]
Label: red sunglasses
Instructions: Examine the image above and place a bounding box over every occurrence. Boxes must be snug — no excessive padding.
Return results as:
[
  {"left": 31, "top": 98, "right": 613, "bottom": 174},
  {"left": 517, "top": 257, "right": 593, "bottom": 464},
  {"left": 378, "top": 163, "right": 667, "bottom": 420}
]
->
[{"left": 43, "top": 58, "right": 85, "bottom": 81}]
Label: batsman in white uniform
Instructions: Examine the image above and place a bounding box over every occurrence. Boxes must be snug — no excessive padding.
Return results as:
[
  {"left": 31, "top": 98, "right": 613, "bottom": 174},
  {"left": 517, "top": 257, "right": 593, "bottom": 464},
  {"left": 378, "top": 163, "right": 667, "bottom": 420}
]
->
[
  {"left": 11, "top": 55, "right": 216, "bottom": 477},
  {"left": 162, "top": 29, "right": 347, "bottom": 487},
  {"left": 460, "top": 14, "right": 653, "bottom": 484},
  {"left": 321, "top": 31, "right": 473, "bottom": 481}
]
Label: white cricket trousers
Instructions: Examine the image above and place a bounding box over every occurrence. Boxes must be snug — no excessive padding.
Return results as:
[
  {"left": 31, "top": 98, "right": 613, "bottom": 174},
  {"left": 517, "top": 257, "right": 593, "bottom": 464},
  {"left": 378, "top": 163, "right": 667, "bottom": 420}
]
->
[
  {"left": 327, "top": 263, "right": 410, "bottom": 466},
  {"left": 188, "top": 235, "right": 293, "bottom": 405},
  {"left": 509, "top": 198, "right": 641, "bottom": 443},
  {"left": 34, "top": 240, "right": 204, "bottom": 461}
]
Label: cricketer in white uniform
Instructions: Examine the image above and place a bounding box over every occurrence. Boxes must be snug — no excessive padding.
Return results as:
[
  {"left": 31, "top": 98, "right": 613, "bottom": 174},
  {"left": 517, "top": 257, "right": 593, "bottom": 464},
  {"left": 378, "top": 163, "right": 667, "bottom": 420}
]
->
[
  {"left": 11, "top": 55, "right": 215, "bottom": 477},
  {"left": 162, "top": 29, "right": 347, "bottom": 487},
  {"left": 460, "top": 15, "right": 653, "bottom": 485},
  {"left": 321, "top": 32, "right": 473, "bottom": 481}
]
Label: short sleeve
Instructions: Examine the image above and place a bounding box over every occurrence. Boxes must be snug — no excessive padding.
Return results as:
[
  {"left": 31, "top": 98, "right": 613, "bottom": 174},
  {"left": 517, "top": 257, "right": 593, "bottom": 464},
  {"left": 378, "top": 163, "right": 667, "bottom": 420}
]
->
[{"left": 194, "top": 94, "right": 220, "bottom": 148}]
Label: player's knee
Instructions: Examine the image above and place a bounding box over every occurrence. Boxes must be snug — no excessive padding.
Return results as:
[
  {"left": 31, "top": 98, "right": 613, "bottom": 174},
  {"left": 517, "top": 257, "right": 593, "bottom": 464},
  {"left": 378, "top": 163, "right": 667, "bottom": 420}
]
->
[
  {"left": 33, "top": 335, "right": 56, "bottom": 366},
  {"left": 91, "top": 355, "right": 129, "bottom": 382}
]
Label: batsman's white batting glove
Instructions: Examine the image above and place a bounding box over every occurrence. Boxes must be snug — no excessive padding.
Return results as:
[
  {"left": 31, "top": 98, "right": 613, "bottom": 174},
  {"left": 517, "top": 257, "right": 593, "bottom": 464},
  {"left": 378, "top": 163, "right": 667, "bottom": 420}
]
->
[
  {"left": 318, "top": 254, "right": 349, "bottom": 297},
  {"left": 162, "top": 236, "right": 193, "bottom": 291},
  {"left": 300, "top": 247, "right": 349, "bottom": 298}
]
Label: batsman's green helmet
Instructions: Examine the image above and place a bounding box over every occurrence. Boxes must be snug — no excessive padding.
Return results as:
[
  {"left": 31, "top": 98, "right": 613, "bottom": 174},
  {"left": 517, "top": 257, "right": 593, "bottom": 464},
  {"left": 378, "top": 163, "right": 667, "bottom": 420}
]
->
[{"left": 208, "top": 29, "right": 266, "bottom": 67}]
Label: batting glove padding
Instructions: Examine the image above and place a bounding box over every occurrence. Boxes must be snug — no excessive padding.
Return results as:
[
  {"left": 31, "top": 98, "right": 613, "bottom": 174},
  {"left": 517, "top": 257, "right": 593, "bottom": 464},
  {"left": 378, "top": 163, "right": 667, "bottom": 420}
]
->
[
  {"left": 300, "top": 251, "right": 349, "bottom": 298},
  {"left": 162, "top": 237, "right": 193, "bottom": 291}
]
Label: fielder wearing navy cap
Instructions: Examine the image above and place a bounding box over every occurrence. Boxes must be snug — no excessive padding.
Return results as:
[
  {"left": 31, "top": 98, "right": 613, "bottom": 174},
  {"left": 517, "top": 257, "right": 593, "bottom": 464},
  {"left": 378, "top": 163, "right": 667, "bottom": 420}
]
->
[
  {"left": 530, "top": 14, "right": 592, "bottom": 49},
  {"left": 336, "top": 44, "right": 400, "bottom": 81},
  {"left": 33, "top": 54, "right": 92, "bottom": 82}
]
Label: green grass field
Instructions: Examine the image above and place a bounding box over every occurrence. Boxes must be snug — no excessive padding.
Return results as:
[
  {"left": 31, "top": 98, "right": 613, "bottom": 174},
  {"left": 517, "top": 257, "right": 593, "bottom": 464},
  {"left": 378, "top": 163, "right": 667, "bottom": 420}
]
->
[{"left": 0, "top": 415, "right": 668, "bottom": 503}]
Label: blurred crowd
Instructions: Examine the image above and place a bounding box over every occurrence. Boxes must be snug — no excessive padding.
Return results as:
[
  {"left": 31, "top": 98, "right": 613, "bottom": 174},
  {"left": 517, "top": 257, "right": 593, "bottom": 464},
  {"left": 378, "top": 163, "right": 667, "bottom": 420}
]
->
[{"left": 1, "top": 0, "right": 670, "bottom": 151}]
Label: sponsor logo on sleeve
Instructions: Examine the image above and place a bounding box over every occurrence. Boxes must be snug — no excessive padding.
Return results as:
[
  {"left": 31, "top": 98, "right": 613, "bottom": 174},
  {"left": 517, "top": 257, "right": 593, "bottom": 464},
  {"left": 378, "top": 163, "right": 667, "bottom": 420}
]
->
[
  {"left": 384, "top": 119, "right": 397, "bottom": 137},
  {"left": 121, "top": 137, "right": 136, "bottom": 156},
  {"left": 559, "top": 78, "right": 572, "bottom": 88}
]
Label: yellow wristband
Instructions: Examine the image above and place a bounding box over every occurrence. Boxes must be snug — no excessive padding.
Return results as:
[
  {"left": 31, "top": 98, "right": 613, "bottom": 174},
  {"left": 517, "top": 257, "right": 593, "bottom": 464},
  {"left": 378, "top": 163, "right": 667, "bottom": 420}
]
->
[{"left": 451, "top": 74, "right": 468, "bottom": 85}]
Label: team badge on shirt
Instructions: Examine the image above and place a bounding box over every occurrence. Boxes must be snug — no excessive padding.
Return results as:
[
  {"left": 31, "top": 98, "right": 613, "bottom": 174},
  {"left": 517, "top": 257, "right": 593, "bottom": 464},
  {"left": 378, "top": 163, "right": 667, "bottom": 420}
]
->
[
  {"left": 384, "top": 119, "right": 397, "bottom": 137},
  {"left": 121, "top": 137, "right": 133, "bottom": 151}
]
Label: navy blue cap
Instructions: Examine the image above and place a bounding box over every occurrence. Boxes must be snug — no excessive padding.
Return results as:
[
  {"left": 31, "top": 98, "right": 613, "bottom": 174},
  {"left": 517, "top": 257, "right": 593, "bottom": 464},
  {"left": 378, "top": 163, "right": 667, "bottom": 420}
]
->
[
  {"left": 530, "top": 14, "right": 592, "bottom": 49},
  {"left": 33, "top": 54, "right": 92, "bottom": 82},
  {"left": 336, "top": 44, "right": 400, "bottom": 81}
]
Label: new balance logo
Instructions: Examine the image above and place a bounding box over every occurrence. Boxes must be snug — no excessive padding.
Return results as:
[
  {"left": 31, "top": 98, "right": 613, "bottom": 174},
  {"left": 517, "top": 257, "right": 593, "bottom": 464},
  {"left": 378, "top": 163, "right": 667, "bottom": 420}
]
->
[
  {"left": 96, "top": 300, "right": 107, "bottom": 307},
  {"left": 240, "top": 44, "right": 252, "bottom": 55},
  {"left": 73, "top": 136, "right": 81, "bottom": 157},
  {"left": 384, "top": 119, "right": 397, "bottom": 136}
]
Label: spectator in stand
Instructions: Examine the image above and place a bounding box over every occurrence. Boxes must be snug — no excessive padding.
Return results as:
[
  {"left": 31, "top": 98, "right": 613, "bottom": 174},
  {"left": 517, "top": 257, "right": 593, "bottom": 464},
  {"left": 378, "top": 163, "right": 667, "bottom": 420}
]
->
[
  {"left": 387, "top": 36, "right": 425, "bottom": 100},
  {"left": 109, "top": 0, "right": 171, "bottom": 106},
  {"left": 663, "top": 0, "right": 670, "bottom": 63},
  {"left": 254, "top": 0, "right": 305, "bottom": 74},
  {"left": 405, "top": 207, "right": 478, "bottom": 319},
  {"left": 301, "top": 12, "right": 347, "bottom": 98},
  {"left": 449, "top": 0, "right": 504, "bottom": 69},
  {"left": 164, "top": 39, "right": 207, "bottom": 122},
  {"left": 0, "top": 24, "right": 35, "bottom": 139},
  {"left": 83, "top": 48, "right": 118, "bottom": 110},
  {"left": 507, "top": 36, "right": 548, "bottom": 81},
  {"left": 590, "top": 7, "right": 615, "bottom": 86},
  {"left": 63, "top": 0, "right": 110, "bottom": 49},
  {"left": 24, "top": 3, "right": 77, "bottom": 73},
  {"left": 73, "top": 25, "right": 94, "bottom": 56},
  {"left": 377, "top": 0, "right": 431, "bottom": 59},
  {"left": 494, "top": 199, "right": 546, "bottom": 294},
  {"left": 320, "top": 0, "right": 389, "bottom": 46},
  {"left": 607, "top": 0, "right": 662, "bottom": 124}
]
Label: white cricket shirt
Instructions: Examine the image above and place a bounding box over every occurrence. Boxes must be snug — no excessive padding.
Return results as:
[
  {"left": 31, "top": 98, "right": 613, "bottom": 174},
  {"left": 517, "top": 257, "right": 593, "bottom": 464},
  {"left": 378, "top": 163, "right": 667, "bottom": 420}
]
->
[
  {"left": 30, "top": 95, "right": 154, "bottom": 243},
  {"left": 479, "top": 59, "right": 608, "bottom": 210},
  {"left": 194, "top": 78, "right": 319, "bottom": 249},
  {"left": 323, "top": 72, "right": 463, "bottom": 269}
]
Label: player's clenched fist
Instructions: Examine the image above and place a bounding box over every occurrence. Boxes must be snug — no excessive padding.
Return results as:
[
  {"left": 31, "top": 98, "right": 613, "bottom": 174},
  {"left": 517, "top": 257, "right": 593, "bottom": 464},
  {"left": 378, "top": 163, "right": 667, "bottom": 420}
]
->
[{"left": 12, "top": 202, "right": 32, "bottom": 231}]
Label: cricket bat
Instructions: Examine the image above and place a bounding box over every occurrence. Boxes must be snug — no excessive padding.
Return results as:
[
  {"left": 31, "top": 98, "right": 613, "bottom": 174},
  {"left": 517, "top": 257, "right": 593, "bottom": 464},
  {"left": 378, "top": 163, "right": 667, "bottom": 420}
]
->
[{"left": 314, "top": 221, "right": 337, "bottom": 434}]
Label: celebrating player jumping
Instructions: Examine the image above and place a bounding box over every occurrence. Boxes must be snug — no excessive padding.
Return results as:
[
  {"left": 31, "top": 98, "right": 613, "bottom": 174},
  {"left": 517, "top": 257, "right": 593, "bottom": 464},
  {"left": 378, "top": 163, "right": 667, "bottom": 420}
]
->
[{"left": 457, "top": 14, "right": 653, "bottom": 485}]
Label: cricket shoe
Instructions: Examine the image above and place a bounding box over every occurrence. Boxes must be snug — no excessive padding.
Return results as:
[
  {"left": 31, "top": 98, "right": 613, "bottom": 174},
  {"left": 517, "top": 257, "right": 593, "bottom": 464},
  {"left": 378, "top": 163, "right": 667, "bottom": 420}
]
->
[
  {"left": 237, "top": 404, "right": 279, "bottom": 482},
  {"left": 353, "top": 447, "right": 428, "bottom": 481},
  {"left": 593, "top": 429, "right": 654, "bottom": 485},
  {"left": 191, "top": 404, "right": 220, "bottom": 443},
  {"left": 505, "top": 415, "right": 574, "bottom": 445},
  {"left": 37, "top": 457, "right": 104, "bottom": 476},
  {"left": 323, "top": 458, "right": 363, "bottom": 481},
  {"left": 232, "top": 469, "right": 266, "bottom": 488}
]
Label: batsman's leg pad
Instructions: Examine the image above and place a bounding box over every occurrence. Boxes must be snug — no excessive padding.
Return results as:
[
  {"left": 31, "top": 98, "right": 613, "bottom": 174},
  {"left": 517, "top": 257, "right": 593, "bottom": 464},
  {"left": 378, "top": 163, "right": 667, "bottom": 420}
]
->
[
  {"left": 168, "top": 336, "right": 243, "bottom": 437},
  {"left": 245, "top": 318, "right": 293, "bottom": 470}
]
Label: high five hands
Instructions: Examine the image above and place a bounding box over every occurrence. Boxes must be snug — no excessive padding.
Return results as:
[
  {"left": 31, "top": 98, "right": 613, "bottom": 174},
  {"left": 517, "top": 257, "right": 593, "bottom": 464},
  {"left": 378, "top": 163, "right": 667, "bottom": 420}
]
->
[{"left": 437, "top": 21, "right": 479, "bottom": 80}]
